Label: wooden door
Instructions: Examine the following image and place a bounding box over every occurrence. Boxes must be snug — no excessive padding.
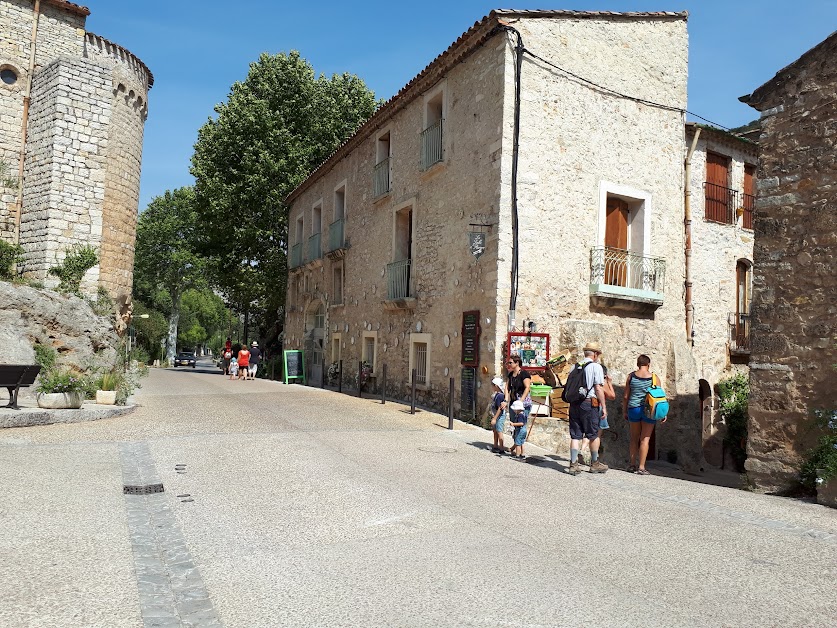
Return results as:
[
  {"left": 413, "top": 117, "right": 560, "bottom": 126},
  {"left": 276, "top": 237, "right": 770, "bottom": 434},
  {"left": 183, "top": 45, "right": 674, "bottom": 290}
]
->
[
  {"left": 743, "top": 165, "right": 756, "bottom": 229},
  {"left": 706, "top": 152, "right": 731, "bottom": 223},
  {"left": 735, "top": 261, "right": 750, "bottom": 348},
  {"left": 605, "top": 198, "right": 629, "bottom": 286}
]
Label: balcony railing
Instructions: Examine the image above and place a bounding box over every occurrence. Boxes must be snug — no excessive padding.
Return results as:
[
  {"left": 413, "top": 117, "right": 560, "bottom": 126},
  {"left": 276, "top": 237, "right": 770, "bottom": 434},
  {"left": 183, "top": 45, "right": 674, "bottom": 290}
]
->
[
  {"left": 290, "top": 243, "right": 303, "bottom": 269},
  {"left": 420, "top": 119, "right": 443, "bottom": 170},
  {"left": 373, "top": 157, "right": 391, "bottom": 197},
  {"left": 704, "top": 182, "right": 739, "bottom": 225},
  {"left": 328, "top": 218, "right": 344, "bottom": 252},
  {"left": 590, "top": 246, "right": 666, "bottom": 293},
  {"left": 729, "top": 312, "right": 751, "bottom": 353},
  {"left": 307, "top": 232, "right": 321, "bottom": 261},
  {"left": 386, "top": 258, "right": 412, "bottom": 300},
  {"left": 742, "top": 193, "right": 755, "bottom": 230}
]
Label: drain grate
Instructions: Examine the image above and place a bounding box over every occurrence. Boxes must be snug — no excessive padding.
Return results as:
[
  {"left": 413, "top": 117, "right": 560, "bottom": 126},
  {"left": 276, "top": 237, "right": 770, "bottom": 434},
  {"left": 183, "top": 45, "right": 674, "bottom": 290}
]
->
[{"left": 123, "top": 483, "right": 165, "bottom": 495}]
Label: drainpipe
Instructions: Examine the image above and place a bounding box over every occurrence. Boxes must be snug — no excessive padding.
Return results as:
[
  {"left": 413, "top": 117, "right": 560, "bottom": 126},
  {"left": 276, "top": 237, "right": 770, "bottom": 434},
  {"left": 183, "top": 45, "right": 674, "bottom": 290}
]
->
[
  {"left": 684, "top": 127, "right": 701, "bottom": 346},
  {"left": 14, "top": 0, "right": 41, "bottom": 246}
]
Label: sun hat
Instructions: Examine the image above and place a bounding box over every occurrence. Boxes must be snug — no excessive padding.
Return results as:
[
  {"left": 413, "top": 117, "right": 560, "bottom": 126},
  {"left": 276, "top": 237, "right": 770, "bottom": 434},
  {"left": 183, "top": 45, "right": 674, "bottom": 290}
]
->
[
  {"left": 510, "top": 400, "right": 525, "bottom": 412},
  {"left": 583, "top": 341, "right": 602, "bottom": 353},
  {"left": 251, "top": 341, "right": 258, "bottom": 346},
  {"left": 491, "top": 376, "right": 504, "bottom": 388}
]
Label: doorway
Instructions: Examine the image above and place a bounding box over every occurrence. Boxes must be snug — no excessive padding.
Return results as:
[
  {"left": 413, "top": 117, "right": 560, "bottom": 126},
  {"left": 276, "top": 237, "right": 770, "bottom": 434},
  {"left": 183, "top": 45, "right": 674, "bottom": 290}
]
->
[
  {"left": 605, "top": 197, "right": 629, "bottom": 286},
  {"left": 306, "top": 301, "right": 325, "bottom": 385}
]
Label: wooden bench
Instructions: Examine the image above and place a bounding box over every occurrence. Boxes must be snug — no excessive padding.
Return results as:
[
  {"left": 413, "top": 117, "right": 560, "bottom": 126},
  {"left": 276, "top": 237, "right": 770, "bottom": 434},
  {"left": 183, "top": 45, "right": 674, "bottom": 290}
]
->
[{"left": 0, "top": 364, "right": 42, "bottom": 410}]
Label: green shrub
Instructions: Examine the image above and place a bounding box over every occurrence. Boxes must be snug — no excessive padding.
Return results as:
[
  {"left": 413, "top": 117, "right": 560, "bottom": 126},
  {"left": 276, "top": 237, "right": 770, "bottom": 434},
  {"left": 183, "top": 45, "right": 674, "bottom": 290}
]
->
[
  {"left": 48, "top": 244, "right": 98, "bottom": 294},
  {"left": 98, "top": 371, "right": 121, "bottom": 391},
  {"left": 718, "top": 373, "right": 749, "bottom": 472},
  {"left": 800, "top": 409, "right": 837, "bottom": 492},
  {"left": 88, "top": 286, "right": 115, "bottom": 318},
  {"left": 33, "top": 344, "right": 57, "bottom": 373},
  {"left": 0, "top": 239, "right": 23, "bottom": 281},
  {"left": 37, "top": 368, "right": 89, "bottom": 394}
]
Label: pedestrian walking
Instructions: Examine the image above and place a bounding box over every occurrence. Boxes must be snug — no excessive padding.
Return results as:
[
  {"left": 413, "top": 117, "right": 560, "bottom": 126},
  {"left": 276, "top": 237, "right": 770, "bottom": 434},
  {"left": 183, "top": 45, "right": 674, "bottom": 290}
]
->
[
  {"left": 222, "top": 346, "right": 233, "bottom": 375},
  {"left": 624, "top": 354, "right": 665, "bottom": 475},
  {"left": 228, "top": 356, "right": 239, "bottom": 380},
  {"left": 578, "top": 364, "right": 616, "bottom": 466},
  {"left": 237, "top": 345, "right": 250, "bottom": 380},
  {"left": 567, "top": 341, "right": 609, "bottom": 475},
  {"left": 509, "top": 400, "right": 528, "bottom": 459},
  {"left": 504, "top": 353, "right": 532, "bottom": 435},
  {"left": 489, "top": 376, "right": 508, "bottom": 454},
  {"left": 248, "top": 341, "right": 262, "bottom": 380}
]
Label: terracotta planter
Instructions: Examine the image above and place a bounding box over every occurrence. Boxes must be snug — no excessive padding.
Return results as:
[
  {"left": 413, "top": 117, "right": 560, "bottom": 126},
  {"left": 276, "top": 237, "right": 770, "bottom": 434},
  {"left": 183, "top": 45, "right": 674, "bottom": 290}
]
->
[
  {"left": 95, "top": 390, "right": 117, "bottom": 405},
  {"left": 36, "top": 391, "right": 84, "bottom": 409}
]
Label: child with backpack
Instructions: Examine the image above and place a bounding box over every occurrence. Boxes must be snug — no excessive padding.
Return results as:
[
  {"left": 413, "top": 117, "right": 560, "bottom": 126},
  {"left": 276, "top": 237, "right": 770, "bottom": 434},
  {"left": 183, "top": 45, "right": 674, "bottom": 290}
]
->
[
  {"left": 489, "top": 376, "right": 507, "bottom": 454},
  {"left": 623, "top": 354, "right": 668, "bottom": 475}
]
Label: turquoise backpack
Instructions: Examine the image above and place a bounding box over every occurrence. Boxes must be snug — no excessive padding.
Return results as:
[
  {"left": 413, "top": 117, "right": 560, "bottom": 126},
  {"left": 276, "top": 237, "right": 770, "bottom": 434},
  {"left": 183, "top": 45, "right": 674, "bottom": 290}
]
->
[{"left": 642, "top": 373, "right": 670, "bottom": 421}]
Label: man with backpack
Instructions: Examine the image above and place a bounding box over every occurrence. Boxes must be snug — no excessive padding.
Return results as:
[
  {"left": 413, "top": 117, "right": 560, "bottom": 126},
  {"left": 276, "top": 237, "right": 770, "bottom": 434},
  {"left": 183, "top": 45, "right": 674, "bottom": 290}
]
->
[{"left": 563, "top": 341, "right": 609, "bottom": 475}]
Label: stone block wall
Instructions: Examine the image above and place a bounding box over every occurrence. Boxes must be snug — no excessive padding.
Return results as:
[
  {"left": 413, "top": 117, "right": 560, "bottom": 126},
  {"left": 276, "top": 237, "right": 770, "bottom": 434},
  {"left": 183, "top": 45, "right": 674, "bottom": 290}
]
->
[{"left": 744, "top": 34, "right": 837, "bottom": 491}]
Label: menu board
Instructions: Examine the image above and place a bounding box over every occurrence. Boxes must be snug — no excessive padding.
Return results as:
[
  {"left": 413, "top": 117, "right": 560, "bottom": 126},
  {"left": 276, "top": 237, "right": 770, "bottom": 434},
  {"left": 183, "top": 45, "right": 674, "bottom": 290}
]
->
[
  {"left": 461, "top": 310, "right": 480, "bottom": 366},
  {"left": 283, "top": 350, "right": 305, "bottom": 384},
  {"left": 506, "top": 333, "right": 550, "bottom": 370},
  {"left": 460, "top": 367, "right": 476, "bottom": 421}
]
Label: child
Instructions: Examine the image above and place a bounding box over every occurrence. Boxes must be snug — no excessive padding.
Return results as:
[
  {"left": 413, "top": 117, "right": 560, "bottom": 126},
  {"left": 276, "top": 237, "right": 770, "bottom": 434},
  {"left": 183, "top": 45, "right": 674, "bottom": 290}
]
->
[
  {"left": 228, "top": 356, "right": 239, "bottom": 380},
  {"left": 509, "top": 400, "right": 528, "bottom": 459},
  {"left": 490, "top": 376, "right": 507, "bottom": 454}
]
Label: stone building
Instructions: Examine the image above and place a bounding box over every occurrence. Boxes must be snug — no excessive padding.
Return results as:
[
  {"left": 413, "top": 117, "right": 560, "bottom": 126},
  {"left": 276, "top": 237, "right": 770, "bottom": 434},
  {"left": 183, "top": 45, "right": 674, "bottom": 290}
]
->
[
  {"left": 0, "top": 0, "right": 151, "bottom": 299},
  {"left": 740, "top": 32, "right": 837, "bottom": 491},
  {"left": 285, "top": 10, "right": 754, "bottom": 469}
]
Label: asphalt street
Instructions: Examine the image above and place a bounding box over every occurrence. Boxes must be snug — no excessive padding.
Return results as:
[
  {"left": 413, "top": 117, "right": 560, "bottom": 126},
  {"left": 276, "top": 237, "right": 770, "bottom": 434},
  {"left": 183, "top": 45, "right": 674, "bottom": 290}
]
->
[{"left": 1, "top": 360, "right": 835, "bottom": 627}]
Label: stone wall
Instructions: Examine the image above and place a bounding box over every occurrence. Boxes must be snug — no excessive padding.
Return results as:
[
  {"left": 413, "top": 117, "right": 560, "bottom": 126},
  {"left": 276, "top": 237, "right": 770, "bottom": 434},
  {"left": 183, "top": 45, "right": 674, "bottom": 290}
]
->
[{"left": 743, "top": 33, "right": 837, "bottom": 491}]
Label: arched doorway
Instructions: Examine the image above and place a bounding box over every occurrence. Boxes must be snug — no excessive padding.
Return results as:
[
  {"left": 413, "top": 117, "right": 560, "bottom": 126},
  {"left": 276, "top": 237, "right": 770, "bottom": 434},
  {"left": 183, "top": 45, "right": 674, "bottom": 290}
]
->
[
  {"left": 700, "top": 379, "right": 721, "bottom": 466},
  {"left": 305, "top": 301, "right": 325, "bottom": 385}
]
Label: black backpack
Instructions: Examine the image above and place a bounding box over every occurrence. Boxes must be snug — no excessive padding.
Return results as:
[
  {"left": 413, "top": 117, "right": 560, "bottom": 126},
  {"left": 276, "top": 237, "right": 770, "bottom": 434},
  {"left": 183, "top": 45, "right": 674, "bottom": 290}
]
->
[{"left": 560, "top": 362, "right": 593, "bottom": 405}]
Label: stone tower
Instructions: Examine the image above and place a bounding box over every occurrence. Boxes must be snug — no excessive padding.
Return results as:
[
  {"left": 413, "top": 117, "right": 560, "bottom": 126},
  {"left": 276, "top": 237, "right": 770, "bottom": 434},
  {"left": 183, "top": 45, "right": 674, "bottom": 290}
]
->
[{"left": 0, "top": 0, "right": 152, "bottom": 300}]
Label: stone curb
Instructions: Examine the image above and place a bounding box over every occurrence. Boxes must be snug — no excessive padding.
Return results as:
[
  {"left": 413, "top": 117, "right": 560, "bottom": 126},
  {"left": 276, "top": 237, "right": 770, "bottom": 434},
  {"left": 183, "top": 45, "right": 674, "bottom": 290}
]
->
[{"left": 0, "top": 403, "right": 137, "bottom": 429}]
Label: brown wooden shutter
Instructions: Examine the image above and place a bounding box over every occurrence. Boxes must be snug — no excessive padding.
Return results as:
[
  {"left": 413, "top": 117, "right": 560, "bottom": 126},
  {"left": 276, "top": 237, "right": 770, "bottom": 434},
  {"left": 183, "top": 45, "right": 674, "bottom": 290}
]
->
[
  {"left": 604, "top": 198, "right": 629, "bottom": 286},
  {"left": 705, "top": 152, "right": 731, "bottom": 223}
]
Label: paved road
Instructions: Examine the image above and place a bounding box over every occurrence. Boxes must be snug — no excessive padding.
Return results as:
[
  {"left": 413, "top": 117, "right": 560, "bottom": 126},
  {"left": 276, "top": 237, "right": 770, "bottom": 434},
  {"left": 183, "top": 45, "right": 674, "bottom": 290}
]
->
[{"left": 1, "top": 361, "right": 836, "bottom": 627}]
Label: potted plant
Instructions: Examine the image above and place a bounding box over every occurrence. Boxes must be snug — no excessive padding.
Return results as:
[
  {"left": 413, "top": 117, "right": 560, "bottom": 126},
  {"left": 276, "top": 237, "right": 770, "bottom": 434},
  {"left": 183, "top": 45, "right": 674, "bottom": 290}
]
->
[
  {"left": 95, "top": 371, "right": 120, "bottom": 405},
  {"left": 36, "top": 368, "right": 87, "bottom": 409}
]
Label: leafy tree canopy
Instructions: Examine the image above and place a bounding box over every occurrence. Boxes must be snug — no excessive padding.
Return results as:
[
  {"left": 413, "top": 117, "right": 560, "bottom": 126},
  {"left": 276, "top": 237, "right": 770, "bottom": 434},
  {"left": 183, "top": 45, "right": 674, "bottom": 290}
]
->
[{"left": 190, "top": 50, "right": 378, "bottom": 338}]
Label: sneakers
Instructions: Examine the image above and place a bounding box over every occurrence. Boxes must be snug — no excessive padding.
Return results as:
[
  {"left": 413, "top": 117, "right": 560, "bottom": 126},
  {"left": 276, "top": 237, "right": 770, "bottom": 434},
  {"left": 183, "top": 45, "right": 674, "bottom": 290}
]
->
[
  {"left": 568, "top": 461, "right": 581, "bottom": 475},
  {"left": 589, "top": 460, "right": 609, "bottom": 474}
]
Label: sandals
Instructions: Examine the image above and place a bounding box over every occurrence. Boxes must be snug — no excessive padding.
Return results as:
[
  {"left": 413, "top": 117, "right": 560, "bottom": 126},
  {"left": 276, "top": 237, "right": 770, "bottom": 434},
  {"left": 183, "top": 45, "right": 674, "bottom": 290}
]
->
[
  {"left": 636, "top": 468, "right": 650, "bottom": 476},
  {"left": 627, "top": 465, "right": 637, "bottom": 473}
]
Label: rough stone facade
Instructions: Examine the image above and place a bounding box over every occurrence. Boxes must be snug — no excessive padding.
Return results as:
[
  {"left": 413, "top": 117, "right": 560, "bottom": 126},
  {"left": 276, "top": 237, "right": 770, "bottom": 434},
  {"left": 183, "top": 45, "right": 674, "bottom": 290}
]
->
[
  {"left": 741, "top": 32, "right": 837, "bottom": 491},
  {"left": 0, "top": 0, "right": 151, "bottom": 300},
  {"left": 285, "top": 10, "right": 749, "bottom": 471}
]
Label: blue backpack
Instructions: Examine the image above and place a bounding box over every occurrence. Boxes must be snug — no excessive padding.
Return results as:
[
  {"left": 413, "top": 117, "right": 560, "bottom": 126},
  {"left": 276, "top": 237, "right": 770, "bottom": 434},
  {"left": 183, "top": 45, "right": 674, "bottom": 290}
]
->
[{"left": 642, "top": 373, "right": 669, "bottom": 421}]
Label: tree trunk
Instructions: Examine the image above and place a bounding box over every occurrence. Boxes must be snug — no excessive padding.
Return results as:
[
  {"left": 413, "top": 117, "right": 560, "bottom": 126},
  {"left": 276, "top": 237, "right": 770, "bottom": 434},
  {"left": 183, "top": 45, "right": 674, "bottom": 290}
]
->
[{"left": 166, "top": 290, "right": 181, "bottom": 366}]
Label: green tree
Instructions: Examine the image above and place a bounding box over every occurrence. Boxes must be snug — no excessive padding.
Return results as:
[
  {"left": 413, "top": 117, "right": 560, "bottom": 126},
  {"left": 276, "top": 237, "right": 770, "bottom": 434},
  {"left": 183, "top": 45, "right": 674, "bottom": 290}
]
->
[
  {"left": 190, "top": 51, "right": 377, "bottom": 341},
  {"left": 133, "top": 187, "right": 203, "bottom": 365},
  {"left": 177, "top": 288, "right": 229, "bottom": 352}
]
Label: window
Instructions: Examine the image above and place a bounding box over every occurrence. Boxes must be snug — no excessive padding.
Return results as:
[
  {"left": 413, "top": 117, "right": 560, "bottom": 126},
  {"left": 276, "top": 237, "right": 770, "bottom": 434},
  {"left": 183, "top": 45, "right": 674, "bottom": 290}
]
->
[
  {"left": 420, "top": 85, "right": 445, "bottom": 170},
  {"left": 409, "top": 333, "right": 431, "bottom": 387},
  {"left": 309, "top": 201, "right": 322, "bottom": 260},
  {"left": 374, "top": 131, "right": 391, "bottom": 196},
  {"left": 387, "top": 202, "right": 413, "bottom": 299},
  {"left": 330, "top": 183, "right": 346, "bottom": 251},
  {"left": 742, "top": 164, "right": 756, "bottom": 230},
  {"left": 330, "top": 332, "right": 342, "bottom": 364},
  {"left": 291, "top": 215, "right": 304, "bottom": 268},
  {"left": 731, "top": 259, "right": 752, "bottom": 353},
  {"left": 704, "top": 152, "right": 736, "bottom": 224},
  {"left": 362, "top": 331, "right": 377, "bottom": 374},
  {"left": 1, "top": 67, "right": 18, "bottom": 85},
  {"left": 331, "top": 262, "right": 343, "bottom": 306}
]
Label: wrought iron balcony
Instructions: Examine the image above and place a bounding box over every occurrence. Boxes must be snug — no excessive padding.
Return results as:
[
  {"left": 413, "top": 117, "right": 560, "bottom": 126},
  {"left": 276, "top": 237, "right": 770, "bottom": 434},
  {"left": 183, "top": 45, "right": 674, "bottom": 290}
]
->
[
  {"left": 289, "top": 243, "right": 303, "bottom": 269},
  {"left": 729, "top": 312, "right": 751, "bottom": 355},
  {"left": 328, "top": 218, "right": 344, "bottom": 252},
  {"left": 373, "top": 157, "right": 390, "bottom": 197},
  {"left": 742, "top": 193, "right": 755, "bottom": 230},
  {"left": 704, "top": 182, "right": 740, "bottom": 225},
  {"left": 307, "top": 232, "right": 321, "bottom": 262},
  {"left": 589, "top": 246, "right": 666, "bottom": 307},
  {"left": 420, "top": 119, "right": 443, "bottom": 170},
  {"left": 386, "top": 258, "right": 412, "bottom": 300}
]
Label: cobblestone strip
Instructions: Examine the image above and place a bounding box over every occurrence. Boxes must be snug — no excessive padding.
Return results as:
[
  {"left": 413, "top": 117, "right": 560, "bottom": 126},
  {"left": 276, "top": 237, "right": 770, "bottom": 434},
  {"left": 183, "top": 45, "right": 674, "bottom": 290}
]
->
[
  {"left": 595, "top": 473, "right": 837, "bottom": 546},
  {"left": 120, "top": 443, "right": 223, "bottom": 628}
]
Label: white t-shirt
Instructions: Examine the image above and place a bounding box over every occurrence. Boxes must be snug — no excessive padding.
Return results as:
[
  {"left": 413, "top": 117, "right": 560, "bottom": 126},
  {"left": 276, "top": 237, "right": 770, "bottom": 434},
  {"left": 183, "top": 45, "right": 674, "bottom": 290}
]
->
[{"left": 580, "top": 357, "right": 604, "bottom": 399}]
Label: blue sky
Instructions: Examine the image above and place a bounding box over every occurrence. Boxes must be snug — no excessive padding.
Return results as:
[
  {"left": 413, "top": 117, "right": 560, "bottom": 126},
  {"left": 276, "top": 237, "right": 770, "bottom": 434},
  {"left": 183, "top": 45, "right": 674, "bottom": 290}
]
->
[{"left": 77, "top": 1, "right": 837, "bottom": 211}]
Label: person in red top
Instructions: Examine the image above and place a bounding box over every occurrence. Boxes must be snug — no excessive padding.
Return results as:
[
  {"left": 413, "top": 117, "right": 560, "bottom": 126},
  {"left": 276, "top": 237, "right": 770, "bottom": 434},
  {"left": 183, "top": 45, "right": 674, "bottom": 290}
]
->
[{"left": 236, "top": 346, "right": 250, "bottom": 380}]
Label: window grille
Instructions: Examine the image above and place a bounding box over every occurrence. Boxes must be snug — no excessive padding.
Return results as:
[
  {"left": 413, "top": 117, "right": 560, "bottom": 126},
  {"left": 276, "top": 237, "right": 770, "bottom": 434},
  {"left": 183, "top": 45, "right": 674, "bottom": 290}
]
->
[{"left": 414, "top": 342, "right": 428, "bottom": 385}]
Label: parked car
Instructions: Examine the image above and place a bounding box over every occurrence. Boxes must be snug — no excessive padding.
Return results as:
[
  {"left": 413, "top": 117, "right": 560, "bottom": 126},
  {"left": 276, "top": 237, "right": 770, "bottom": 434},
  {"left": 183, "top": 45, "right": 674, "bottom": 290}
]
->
[{"left": 174, "top": 352, "right": 196, "bottom": 368}]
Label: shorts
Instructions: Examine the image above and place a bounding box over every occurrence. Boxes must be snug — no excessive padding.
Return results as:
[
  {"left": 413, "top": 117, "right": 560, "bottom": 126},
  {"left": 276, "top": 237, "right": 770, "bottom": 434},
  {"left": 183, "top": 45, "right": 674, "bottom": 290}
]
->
[
  {"left": 628, "top": 406, "right": 657, "bottom": 424},
  {"left": 249, "top": 364, "right": 258, "bottom": 378},
  {"left": 513, "top": 425, "right": 527, "bottom": 446},
  {"left": 569, "top": 400, "right": 599, "bottom": 441},
  {"left": 494, "top": 411, "right": 506, "bottom": 434}
]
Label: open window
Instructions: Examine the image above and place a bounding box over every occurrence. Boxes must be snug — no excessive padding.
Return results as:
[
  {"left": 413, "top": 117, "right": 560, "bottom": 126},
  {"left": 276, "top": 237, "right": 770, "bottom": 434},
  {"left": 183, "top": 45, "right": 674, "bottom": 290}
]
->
[
  {"left": 387, "top": 202, "right": 414, "bottom": 300},
  {"left": 330, "top": 183, "right": 346, "bottom": 251},
  {"left": 374, "top": 130, "right": 392, "bottom": 196},
  {"left": 420, "top": 85, "right": 445, "bottom": 170}
]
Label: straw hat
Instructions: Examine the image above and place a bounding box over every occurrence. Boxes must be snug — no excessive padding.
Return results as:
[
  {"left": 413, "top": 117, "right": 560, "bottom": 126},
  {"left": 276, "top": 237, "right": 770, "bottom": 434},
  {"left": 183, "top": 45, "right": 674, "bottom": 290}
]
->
[{"left": 583, "top": 341, "right": 602, "bottom": 353}]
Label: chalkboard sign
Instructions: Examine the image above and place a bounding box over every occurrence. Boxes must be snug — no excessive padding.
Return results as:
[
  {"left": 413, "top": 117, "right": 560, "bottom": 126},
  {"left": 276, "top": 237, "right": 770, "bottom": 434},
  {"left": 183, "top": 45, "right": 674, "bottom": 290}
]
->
[
  {"left": 460, "top": 367, "right": 476, "bottom": 421},
  {"left": 283, "top": 350, "right": 305, "bottom": 384}
]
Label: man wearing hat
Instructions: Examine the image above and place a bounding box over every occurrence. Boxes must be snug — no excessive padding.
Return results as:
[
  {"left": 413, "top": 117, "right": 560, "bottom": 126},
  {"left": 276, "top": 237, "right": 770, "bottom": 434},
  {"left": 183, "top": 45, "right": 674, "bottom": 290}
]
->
[
  {"left": 248, "top": 341, "right": 262, "bottom": 380},
  {"left": 568, "top": 341, "right": 609, "bottom": 475}
]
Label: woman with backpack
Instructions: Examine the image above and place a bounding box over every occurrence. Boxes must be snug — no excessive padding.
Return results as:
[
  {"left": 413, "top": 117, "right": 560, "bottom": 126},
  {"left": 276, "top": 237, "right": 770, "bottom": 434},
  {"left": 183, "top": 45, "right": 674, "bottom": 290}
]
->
[{"left": 624, "top": 354, "right": 666, "bottom": 475}]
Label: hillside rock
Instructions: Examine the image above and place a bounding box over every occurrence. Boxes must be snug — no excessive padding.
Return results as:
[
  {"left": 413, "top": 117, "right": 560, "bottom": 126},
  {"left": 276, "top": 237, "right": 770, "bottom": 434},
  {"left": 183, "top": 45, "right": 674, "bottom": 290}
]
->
[{"left": 0, "top": 282, "right": 119, "bottom": 372}]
